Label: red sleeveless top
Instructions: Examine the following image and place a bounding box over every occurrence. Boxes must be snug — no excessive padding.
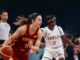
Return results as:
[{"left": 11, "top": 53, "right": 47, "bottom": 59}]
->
[{"left": 12, "top": 24, "right": 39, "bottom": 53}]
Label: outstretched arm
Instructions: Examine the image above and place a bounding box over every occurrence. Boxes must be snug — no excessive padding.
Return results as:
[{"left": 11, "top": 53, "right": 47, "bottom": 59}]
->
[
  {"left": 61, "top": 35, "right": 75, "bottom": 47},
  {"left": 58, "top": 26, "right": 80, "bottom": 52}
]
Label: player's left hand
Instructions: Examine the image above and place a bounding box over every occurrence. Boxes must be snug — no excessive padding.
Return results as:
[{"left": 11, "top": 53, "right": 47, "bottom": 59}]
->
[{"left": 74, "top": 45, "right": 80, "bottom": 53}]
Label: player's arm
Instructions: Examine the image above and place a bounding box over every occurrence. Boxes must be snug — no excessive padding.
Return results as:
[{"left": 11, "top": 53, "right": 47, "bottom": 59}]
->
[
  {"left": 29, "top": 29, "right": 43, "bottom": 52},
  {"left": 2, "top": 26, "right": 26, "bottom": 46},
  {"left": 61, "top": 35, "right": 80, "bottom": 52},
  {"left": 61, "top": 35, "right": 76, "bottom": 47},
  {"left": 58, "top": 26, "right": 76, "bottom": 47}
]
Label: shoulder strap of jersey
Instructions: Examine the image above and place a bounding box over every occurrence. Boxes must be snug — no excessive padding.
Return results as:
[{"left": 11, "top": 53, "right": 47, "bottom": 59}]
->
[
  {"left": 26, "top": 24, "right": 30, "bottom": 34},
  {"left": 57, "top": 26, "right": 62, "bottom": 36},
  {"left": 35, "top": 28, "right": 39, "bottom": 34}
]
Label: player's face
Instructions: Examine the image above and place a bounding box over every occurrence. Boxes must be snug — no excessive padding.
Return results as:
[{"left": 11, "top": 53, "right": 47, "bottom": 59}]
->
[
  {"left": 1, "top": 12, "right": 8, "bottom": 22},
  {"left": 33, "top": 15, "right": 42, "bottom": 28},
  {"left": 48, "top": 18, "right": 56, "bottom": 27},
  {"left": 18, "top": 16, "right": 25, "bottom": 22},
  {"left": 48, "top": 18, "right": 56, "bottom": 30}
]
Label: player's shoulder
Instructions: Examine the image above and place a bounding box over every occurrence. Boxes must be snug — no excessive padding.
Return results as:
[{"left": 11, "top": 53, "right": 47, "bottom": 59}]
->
[
  {"left": 17, "top": 25, "right": 27, "bottom": 31},
  {"left": 41, "top": 26, "right": 48, "bottom": 31},
  {"left": 38, "top": 28, "right": 43, "bottom": 34},
  {"left": 41, "top": 27, "right": 46, "bottom": 29},
  {"left": 16, "top": 25, "right": 27, "bottom": 35},
  {"left": 6, "top": 23, "right": 11, "bottom": 28},
  {"left": 57, "top": 26, "right": 63, "bottom": 30},
  {"left": 42, "top": 26, "right": 48, "bottom": 29}
]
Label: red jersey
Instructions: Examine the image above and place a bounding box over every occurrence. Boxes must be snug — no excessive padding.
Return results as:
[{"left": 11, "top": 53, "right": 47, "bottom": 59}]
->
[{"left": 12, "top": 24, "right": 39, "bottom": 53}]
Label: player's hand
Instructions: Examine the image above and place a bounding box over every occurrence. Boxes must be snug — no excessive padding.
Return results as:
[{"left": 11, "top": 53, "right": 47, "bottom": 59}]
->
[
  {"left": 28, "top": 40, "right": 33, "bottom": 48},
  {"left": 74, "top": 45, "right": 80, "bottom": 53},
  {"left": 9, "top": 57, "right": 13, "bottom": 60}
]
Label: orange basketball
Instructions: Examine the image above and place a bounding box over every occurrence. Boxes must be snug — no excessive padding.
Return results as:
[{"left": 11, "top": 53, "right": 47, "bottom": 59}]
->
[{"left": 0, "top": 46, "right": 13, "bottom": 57}]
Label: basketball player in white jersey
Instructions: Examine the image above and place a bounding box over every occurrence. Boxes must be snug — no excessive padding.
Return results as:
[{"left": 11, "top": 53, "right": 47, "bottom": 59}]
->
[
  {"left": 41, "top": 15, "right": 80, "bottom": 60},
  {"left": 0, "top": 10, "right": 10, "bottom": 45}
]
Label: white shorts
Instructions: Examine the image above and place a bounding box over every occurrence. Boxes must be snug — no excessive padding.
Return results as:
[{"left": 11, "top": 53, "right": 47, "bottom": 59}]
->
[{"left": 41, "top": 46, "right": 65, "bottom": 60}]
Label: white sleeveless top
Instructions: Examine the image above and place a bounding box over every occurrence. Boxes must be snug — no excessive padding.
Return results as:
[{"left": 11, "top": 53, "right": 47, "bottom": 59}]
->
[
  {"left": 41, "top": 25, "right": 64, "bottom": 48},
  {"left": 0, "top": 21, "right": 10, "bottom": 40}
]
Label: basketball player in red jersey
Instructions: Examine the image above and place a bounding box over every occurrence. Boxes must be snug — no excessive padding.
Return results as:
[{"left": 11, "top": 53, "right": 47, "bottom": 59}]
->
[{"left": 1, "top": 13, "right": 43, "bottom": 60}]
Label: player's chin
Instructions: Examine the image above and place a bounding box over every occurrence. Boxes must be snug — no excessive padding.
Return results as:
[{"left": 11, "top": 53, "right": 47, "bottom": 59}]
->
[{"left": 37, "top": 24, "right": 41, "bottom": 28}]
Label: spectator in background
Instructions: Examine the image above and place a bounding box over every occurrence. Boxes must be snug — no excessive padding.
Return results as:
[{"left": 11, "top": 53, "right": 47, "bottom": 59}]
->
[
  {"left": 14, "top": 15, "right": 27, "bottom": 26},
  {"left": 0, "top": 10, "right": 11, "bottom": 46},
  {"left": 65, "top": 34, "right": 74, "bottom": 60},
  {"left": 73, "top": 34, "right": 80, "bottom": 60},
  {"left": 11, "top": 15, "right": 28, "bottom": 33},
  {"left": 0, "top": 10, "right": 11, "bottom": 60}
]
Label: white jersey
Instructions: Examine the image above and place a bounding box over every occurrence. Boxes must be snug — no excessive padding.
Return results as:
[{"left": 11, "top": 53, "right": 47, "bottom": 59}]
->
[
  {"left": 0, "top": 21, "right": 10, "bottom": 40},
  {"left": 41, "top": 25, "right": 64, "bottom": 48}
]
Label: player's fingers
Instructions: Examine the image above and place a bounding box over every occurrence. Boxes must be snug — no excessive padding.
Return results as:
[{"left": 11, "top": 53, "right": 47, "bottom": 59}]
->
[{"left": 75, "top": 47, "right": 80, "bottom": 53}]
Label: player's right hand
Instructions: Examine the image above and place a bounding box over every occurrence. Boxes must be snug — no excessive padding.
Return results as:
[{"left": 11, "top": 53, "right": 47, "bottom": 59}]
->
[
  {"left": 74, "top": 45, "right": 80, "bottom": 53},
  {"left": 28, "top": 40, "right": 33, "bottom": 48}
]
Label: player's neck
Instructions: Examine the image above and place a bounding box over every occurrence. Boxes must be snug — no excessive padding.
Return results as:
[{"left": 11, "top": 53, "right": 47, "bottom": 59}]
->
[
  {"left": 48, "top": 26, "right": 54, "bottom": 31},
  {"left": 30, "top": 24, "right": 37, "bottom": 31},
  {"left": 1, "top": 20, "right": 7, "bottom": 23}
]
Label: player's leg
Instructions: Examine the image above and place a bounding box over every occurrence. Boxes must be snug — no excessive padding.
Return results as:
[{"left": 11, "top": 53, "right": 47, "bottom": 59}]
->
[
  {"left": 56, "top": 46, "right": 65, "bottom": 60},
  {"left": 41, "top": 49, "right": 53, "bottom": 60},
  {"left": 56, "top": 54, "right": 65, "bottom": 60}
]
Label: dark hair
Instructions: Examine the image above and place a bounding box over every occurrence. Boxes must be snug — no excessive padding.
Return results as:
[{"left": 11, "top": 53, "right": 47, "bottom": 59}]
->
[
  {"left": 0, "top": 10, "right": 8, "bottom": 14},
  {"left": 30, "top": 12, "right": 41, "bottom": 20},
  {"left": 27, "top": 12, "right": 41, "bottom": 24},
  {"left": 46, "top": 15, "right": 56, "bottom": 22}
]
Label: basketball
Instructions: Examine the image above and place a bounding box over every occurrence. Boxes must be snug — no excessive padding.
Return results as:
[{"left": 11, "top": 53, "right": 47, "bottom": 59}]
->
[{"left": 0, "top": 46, "right": 13, "bottom": 57}]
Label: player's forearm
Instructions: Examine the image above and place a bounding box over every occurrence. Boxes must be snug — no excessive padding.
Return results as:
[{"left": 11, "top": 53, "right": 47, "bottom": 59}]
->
[
  {"left": 2, "top": 38, "right": 15, "bottom": 47},
  {"left": 2, "top": 40, "right": 11, "bottom": 46},
  {"left": 61, "top": 36, "right": 76, "bottom": 47}
]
